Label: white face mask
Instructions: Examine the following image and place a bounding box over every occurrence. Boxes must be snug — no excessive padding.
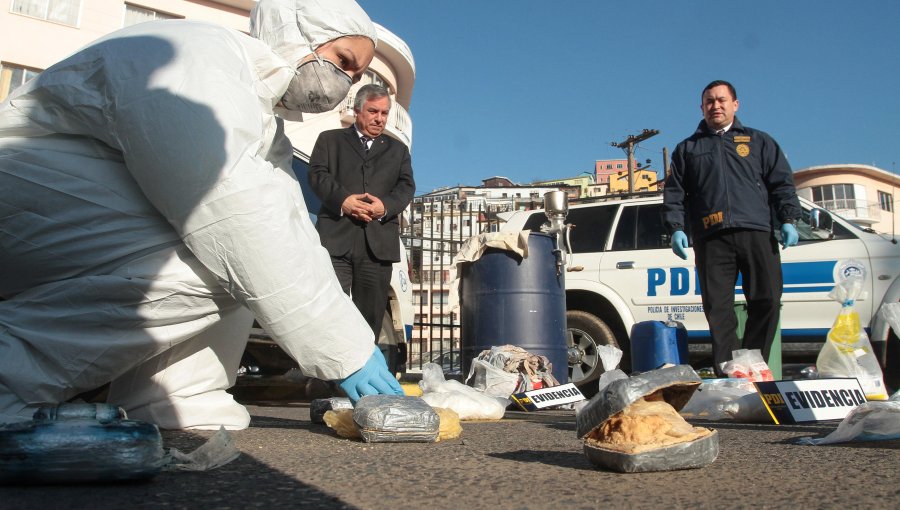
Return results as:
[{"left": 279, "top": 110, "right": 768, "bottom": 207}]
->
[{"left": 281, "top": 54, "right": 352, "bottom": 113}]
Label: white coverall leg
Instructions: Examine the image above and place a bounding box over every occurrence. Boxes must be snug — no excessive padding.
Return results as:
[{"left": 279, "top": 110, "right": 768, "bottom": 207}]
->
[{"left": 0, "top": 1, "right": 380, "bottom": 429}]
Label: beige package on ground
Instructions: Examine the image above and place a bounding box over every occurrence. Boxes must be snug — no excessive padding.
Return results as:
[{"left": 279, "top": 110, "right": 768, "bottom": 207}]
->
[{"left": 576, "top": 365, "right": 718, "bottom": 473}]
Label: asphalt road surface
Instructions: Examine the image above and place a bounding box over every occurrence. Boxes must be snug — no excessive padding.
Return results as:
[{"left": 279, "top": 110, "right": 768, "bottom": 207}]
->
[{"left": 4, "top": 388, "right": 899, "bottom": 510}]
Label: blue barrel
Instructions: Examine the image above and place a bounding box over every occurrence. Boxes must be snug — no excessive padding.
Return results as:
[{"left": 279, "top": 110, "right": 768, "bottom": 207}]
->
[
  {"left": 459, "top": 232, "right": 568, "bottom": 384},
  {"left": 629, "top": 320, "right": 689, "bottom": 372}
]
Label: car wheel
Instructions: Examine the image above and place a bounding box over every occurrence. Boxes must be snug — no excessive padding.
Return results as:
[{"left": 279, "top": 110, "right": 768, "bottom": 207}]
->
[{"left": 567, "top": 310, "right": 618, "bottom": 394}]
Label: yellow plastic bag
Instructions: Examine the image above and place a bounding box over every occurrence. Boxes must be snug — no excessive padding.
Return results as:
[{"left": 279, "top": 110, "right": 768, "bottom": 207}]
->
[{"left": 816, "top": 274, "right": 888, "bottom": 400}]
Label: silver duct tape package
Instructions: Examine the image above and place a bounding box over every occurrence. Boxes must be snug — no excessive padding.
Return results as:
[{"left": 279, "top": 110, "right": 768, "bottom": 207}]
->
[
  {"left": 576, "top": 365, "right": 719, "bottom": 473},
  {"left": 353, "top": 395, "right": 440, "bottom": 443}
]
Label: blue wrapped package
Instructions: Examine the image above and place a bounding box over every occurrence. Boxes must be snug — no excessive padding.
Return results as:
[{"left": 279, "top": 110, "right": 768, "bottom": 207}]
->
[{"left": 0, "top": 403, "right": 164, "bottom": 483}]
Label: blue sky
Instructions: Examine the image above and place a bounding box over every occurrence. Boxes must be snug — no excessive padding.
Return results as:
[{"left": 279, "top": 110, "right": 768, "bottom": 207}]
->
[{"left": 357, "top": 0, "right": 900, "bottom": 195}]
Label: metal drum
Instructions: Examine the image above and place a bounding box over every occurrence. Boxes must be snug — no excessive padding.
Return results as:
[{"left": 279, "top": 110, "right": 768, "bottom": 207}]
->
[{"left": 460, "top": 232, "right": 568, "bottom": 384}]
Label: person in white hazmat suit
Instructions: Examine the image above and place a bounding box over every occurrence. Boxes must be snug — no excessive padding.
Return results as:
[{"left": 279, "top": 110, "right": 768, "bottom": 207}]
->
[{"left": 0, "top": 0, "right": 404, "bottom": 431}]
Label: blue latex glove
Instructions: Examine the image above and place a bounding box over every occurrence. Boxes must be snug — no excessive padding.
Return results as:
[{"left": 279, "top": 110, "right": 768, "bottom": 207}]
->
[
  {"left": 338, "top": 348, "right": 404, "bottom": 403},
  {"left": 780, "top": 222, "right": 799, "bottom": 249},
  {"left": 671, "top": 230, "right": 689, "bottom": 260}
]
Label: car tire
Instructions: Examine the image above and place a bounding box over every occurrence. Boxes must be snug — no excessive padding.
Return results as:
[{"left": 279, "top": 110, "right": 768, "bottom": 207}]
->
[{"left": 567, "top": 310, "right": 618, "bottom": 396}]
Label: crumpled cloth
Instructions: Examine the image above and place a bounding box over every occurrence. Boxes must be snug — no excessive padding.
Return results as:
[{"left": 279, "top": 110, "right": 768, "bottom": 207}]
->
[
  {"left": 467, "top": 345, "right": 559, "bottom": 394},
  {"left": 448, "top": 231, "right": 530, "bottom": 314}
]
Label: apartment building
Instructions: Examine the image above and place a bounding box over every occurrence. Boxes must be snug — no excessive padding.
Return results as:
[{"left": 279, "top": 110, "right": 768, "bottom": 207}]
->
[{"left": 794, "top": 164, "right": 898, "bottom": 235}]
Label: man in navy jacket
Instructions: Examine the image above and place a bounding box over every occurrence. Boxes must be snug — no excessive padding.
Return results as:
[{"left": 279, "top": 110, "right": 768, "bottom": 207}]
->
[{"left": 663, "top": 80, "right": 801, "bottom": 374}]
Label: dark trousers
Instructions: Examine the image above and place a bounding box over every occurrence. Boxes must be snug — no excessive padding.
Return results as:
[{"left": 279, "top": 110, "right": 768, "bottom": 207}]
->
[
  {"left": 694, "top": 229, "right": 782, "bottom": 374},
  {"left": 330, "top": 233, "right": 393, "bottom": 339}
]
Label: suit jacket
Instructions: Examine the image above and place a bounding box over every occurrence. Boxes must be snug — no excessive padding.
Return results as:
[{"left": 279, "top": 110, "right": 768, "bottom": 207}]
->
[{"left": 308, "top": 126, "right": 415, "bottom": 262}]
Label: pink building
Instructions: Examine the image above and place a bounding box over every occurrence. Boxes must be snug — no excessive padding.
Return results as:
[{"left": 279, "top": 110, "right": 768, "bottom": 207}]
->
[{"left": 594, "top": 159, "right": 628, "bottom": 185}]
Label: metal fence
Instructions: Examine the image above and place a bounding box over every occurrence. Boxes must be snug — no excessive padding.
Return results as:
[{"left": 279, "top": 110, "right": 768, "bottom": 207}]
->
[{"left": 400, "top": 198, "right": 514, "bottom": 376}]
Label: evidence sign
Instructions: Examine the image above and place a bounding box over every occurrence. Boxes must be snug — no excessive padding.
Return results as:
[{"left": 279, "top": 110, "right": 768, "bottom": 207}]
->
[
  {"left": 510, "top": 383, "right": 585, "bottom": 411},
  {"left": 754, "top": 378, "right": 867, "bottom": 424}
]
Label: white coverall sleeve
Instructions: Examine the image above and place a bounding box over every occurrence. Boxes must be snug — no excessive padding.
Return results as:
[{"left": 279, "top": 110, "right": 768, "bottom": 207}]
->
[{"left": 107, "top": 31, "right": 373, "bottom": 381}]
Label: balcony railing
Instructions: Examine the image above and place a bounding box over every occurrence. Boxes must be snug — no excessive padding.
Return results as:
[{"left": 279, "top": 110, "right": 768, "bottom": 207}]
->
[
  {"left": 340, "top": 96, "right": 413, "bottom": 148},
  {"left": 816, "top": 199, "right": 881, "bottom": 224}
]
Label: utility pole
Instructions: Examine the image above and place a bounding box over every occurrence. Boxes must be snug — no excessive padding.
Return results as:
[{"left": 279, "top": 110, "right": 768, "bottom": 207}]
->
[
  {"left": 611, "top": 129, "right": 659, "bottom": 193},
  {"left": 662, "top": 146, "right": 670, "bottom": 181}
]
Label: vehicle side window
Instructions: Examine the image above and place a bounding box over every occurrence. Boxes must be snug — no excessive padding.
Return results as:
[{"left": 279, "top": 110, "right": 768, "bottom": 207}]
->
[
  {"left": 611, "top": 205, "right": 637, "bottom": 251},
  {"left": 523, "top": 212, "right": 549, "bottom": 232},
  {"left": 777, "top": 208, "right": 858, "bottom": 243},
  {"left": 635, "top": 204, "right": 669, "bottom": 250},
  {"left": 568, "top": 205, "right": 619, "bottom": 253},
  {"left": 523, "top": 204, "right": 619, "bottom": 253}
]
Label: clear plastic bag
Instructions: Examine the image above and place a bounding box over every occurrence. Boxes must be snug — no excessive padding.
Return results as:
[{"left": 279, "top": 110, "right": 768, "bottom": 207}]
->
[
  {"left": 420, "top": 363, "right": 506, "bottom": 420},
  {"left": 720, "top": 349, "right": 773, "bottom": 382},
  {"left": 679, "top": 378, "right": 770, "bottom": 423},
  {"left": 816, "top": 274, "right": 888, "bottom": 400},
  {"left": 797, "top": 390, "right": 900, "bottom": 445}
]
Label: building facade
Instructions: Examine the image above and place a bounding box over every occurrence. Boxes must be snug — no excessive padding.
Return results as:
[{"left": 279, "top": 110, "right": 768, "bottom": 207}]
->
[
  {"left": 793, "top": 164, "right": 898, "bottom": 234},
  {"left": 594, "top": 158, "right": 628, "bottom": 185}
]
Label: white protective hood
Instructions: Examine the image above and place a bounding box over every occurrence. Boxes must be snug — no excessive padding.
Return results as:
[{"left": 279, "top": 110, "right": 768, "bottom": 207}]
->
[
  {"left": 252, "top": 0, "right": 378, "bottom": 67},
  {"left": 0, "top": 0, "right": 380, "bottom": 419}
]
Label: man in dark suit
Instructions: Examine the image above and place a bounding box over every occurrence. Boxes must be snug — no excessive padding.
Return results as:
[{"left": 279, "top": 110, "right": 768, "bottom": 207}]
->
[{"left": 309, "top": 84, "right": 415, "bottom": 360}]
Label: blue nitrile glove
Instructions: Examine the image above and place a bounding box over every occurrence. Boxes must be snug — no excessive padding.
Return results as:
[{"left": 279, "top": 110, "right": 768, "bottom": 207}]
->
[
  {"left": 671, "top": 230, "right": 689, "bottom": 260},
  {"left": 338, "top": 348, "right": 404, "bottom": 403},
  {"left": 780, "top": 222, "right": 799, "bottom": 249}
]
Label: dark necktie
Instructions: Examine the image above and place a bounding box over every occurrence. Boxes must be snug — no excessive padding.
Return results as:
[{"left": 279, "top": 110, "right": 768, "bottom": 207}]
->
[
  {"left": 715, "top": 129, "right": 725, "bottom": 136},
  {"left": 360, "top": 135, "right": 371, "bottom": 152}
]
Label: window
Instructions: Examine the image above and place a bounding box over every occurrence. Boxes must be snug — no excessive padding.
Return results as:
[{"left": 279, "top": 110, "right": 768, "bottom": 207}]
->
[
  {"left": 611, "top": 205, "right": 637, "bottom": 251},
  {"left": 364, "top": 70, "right": 389, "bottom": 91},
  {"left": 616, "top": 164, "right": 623, "bottom": 169},
  {"left": 12, "top": 0, "right": 80, "bottom": 26},
  {"left": 435, "top": 291, "right": 449, "bottom": 305},
  {"left": 606, "top": 164, "right": 612, "bottom": 170},
  {"left": 811, "top": 184, "right": 856, "bottom": 209},
  {"left": 878, "top": 191, "right": 893, "bottom": 212},
  {"left": 0, "top": 63, "right": 41, "bottom": 102},
  {"left": 123, "top": 3, "right": 179, "bottom": 26},
  {"left": 523, "top": 204, "right": 619, "bottom": 253},
  {"left": 412, "top": 291, "right": 428, "bottom": 306}
]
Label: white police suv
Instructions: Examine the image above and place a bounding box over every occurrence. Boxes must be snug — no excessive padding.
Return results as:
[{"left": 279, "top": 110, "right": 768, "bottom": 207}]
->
[{"left": 499, "top": 192, "right": 899, "bottom": 391}]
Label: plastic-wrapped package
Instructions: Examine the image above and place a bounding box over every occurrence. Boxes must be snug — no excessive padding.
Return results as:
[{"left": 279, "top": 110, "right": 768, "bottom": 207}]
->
[
  {"left": 466, "top": 358, "right": 520, "bottom": 399},
  {"left": 310, "top": 397, "right": 353, "bottom": 424},
  {"left": 576, "top": 365, "right": 718, "bottom": 473},
  {"left": 324, "top": 405, "right": 462, "bottom": 442},
  {"left": 352, "top": 395, "right": 440, "bottom": 443},
  {"left": 0, "top": 403, "right": 164, "bottom": 483},
  {"left": 797, "top": 390, "right": 900, "bottom": 445},
  {"left": 817, "top": 274, "right": 888, "bottom": 400},
  {"left": 679, "top": 378, "right": 770, "bottom": 423},
  {"left": 323, "top": 409, "right": 362, "bottom": 439},
  {"left": 420, "top": 363, "right": 506, "bottom": 420},
  {"left": 721, "top": 349, "right": 773, "bottom": 382}
]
